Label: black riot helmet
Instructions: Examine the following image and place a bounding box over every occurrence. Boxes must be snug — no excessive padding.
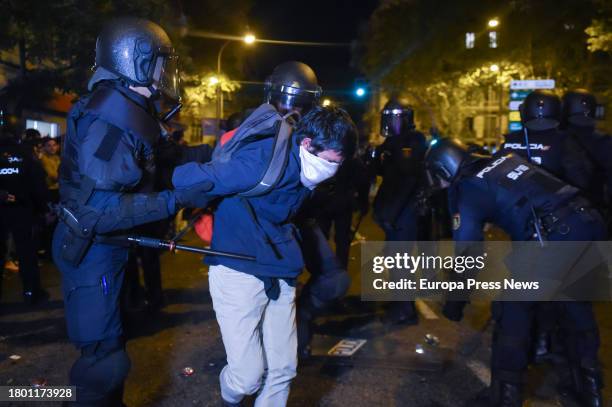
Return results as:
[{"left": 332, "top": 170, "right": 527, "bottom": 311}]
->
[
  {"left": 380, "top": 99, "right": 415, "bottom": 137},
  {"left": 519, "top": 90, "right": 561, "bottom": 131},
  {"left": 95, "top": 17, "right": 180, "bottom": 102},
  {"left": 264, "top": 61, "right": 322, "bottom": 115},
  {"left": 562, "top": 89, "right": 597, "bottom": 128},
  {"left": 424, "top": 138, "right": 470, "bottom": 186}
]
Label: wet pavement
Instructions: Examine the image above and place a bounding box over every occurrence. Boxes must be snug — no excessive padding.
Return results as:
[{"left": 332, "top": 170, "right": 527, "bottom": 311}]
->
[{"left": 0, "top": 214, "right": 610, "bottom": 406}]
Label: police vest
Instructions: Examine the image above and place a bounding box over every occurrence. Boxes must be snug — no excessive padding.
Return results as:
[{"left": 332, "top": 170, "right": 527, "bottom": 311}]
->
[
  {"left": 475, "top": 154, "right": 579, "bottom": 236},
  {"left": 59, "top": 83, "right": 161, "bottom": 204}
]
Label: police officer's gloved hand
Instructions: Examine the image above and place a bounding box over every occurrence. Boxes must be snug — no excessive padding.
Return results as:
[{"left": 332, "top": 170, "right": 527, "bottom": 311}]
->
[
  {"left": 442, "top": 301, "right": 467, "bottom": 322},
  {"left": 173, "top": 181, "right": 214, "bottom": 209}
]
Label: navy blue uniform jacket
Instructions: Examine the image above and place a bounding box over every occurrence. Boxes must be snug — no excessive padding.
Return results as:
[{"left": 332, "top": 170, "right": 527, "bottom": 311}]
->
[{"left": 173, "top": 123, "right": 310, "bottom": 279}]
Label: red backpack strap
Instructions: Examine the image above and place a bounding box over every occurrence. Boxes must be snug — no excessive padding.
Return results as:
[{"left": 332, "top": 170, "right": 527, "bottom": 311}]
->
[{"left": 220, "top": 129, "right": 238, "bottom": 146}]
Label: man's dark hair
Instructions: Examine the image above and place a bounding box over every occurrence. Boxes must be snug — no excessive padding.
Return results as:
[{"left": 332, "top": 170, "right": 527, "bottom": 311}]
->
[{"left": 294, "top": 106, "right": 357, "bottom": 159}]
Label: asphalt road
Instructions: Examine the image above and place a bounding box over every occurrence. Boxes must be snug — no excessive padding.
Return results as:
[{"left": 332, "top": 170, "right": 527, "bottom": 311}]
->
[{"left": 0, "top": 214, "right": 610, "bottom": 406}]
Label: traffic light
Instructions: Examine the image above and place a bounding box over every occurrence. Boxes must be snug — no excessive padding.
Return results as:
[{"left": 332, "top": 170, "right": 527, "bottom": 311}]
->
[{"left": 355, "top": 87, "right": 366, "bottom": 97}]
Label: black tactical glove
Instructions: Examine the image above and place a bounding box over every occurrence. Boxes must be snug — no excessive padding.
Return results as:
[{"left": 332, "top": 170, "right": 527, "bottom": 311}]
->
[
  {"left": 442, "top": 301, "right": 467, "bottom": 322},
  {"left": 174, "top": 181, "right": 214, "bottom": 209}
]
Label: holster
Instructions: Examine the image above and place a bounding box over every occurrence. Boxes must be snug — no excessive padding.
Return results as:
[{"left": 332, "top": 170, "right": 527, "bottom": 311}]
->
[{"left": 57, "top": 205, "right": 97, "bottom": 267}]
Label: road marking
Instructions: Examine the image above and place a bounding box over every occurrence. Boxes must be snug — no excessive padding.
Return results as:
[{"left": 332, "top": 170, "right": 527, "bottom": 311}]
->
[
  {"left": 415, "top": 300, "right": 438, "bottom": 320},
  {"left": 467, "top": 359, "right": 491, "bottom": 385}
]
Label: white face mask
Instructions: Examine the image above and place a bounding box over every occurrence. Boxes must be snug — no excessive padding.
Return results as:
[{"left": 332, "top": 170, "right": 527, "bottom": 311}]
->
[{"left": 299, "top": 145, "right": 340, "bottom": 190}]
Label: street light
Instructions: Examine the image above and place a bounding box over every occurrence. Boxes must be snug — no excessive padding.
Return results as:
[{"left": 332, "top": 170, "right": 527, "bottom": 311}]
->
[
  {"left": 490, "top": 64, "right": 500, "bottom": 72},
  {"left": 488, "top": 18, "right": 499, "bottom": 28},
  {"left": 215, "top": 33, "right": 256, "bottom": 133},
  {"left": 322, "top": 98, "right": 331, "bottom": 107},
  {"left": 209, "top": 76, "right": 220, "bottom": 85},
  {"left": 243, "top": 33, "right": 256, "bottom": 44}
]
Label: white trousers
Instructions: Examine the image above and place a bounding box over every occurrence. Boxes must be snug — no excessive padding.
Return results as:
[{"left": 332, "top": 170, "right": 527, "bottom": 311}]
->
[{"left": 208, "top": 264, "right": 297, "bottom": 407}]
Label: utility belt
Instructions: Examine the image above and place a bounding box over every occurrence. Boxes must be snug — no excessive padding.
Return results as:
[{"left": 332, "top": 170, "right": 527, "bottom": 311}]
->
[{"left": 538, "top": 197, "right": 595, "bottom": 236}]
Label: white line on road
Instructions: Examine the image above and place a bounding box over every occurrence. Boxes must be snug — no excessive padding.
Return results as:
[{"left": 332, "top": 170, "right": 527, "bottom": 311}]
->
[
  {"left": 415, "top": 300, "right": 438, "bottom": 320},
  {"left": 466, "top": 359, "right": 491, "bottom": 385}
]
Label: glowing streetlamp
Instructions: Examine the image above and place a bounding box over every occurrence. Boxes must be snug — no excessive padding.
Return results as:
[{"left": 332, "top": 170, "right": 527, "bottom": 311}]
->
[
  {"left": 488, "top": 18, "right": 499, "bottom": 28},
  {"left": 490, "top": 64, "right": 500, "bottom": 72},
  {"left": 243, "top": 33, "right": 256, "bottom": 44},
  {"left": 322, "top": 98, "right": 331, "bottom": 107},
  {"left": 209, "top": 76, "right": 220, "bottom": 85}
]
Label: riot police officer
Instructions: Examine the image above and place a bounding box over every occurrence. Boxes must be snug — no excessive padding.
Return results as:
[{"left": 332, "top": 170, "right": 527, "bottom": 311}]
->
[
  {"left": 498, "top": 90, "right": 592, "bottom": 189},
  {"left": 0, "top": 129, "right": 49, "bottom": 303},
  {"left": 426, "top": 138, "right": 605, "bottom": 407},
  {"left": 52, "top": 18, "right": 213, "bottom": 406},
  {"left": 499, "top": 90, "right": 596, "bottom": 363},
  {"left": 373, "top": 99, "right": 428, "bottom": 324},
  {"left": 561, "top": 89, "right": 612, "bottom": 213}
]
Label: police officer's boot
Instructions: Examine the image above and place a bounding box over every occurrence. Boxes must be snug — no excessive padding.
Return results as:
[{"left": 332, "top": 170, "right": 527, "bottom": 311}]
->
[
  {"left": 568, "top": 364, "right": 603, "bottom": 407},
  {"left": 468, "top": 380, "right": 523, "bottom": 407}
]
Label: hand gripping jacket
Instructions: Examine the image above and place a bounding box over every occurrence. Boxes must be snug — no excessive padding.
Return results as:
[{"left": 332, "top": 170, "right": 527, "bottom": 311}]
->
[{"left": 58, "top": 82, "right": 173, "bottom": 266}]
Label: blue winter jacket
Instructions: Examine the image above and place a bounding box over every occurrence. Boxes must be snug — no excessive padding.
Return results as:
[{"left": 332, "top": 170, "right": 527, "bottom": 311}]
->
[{"left": 172, "top": 107, "right": 310, "bottom": 279}]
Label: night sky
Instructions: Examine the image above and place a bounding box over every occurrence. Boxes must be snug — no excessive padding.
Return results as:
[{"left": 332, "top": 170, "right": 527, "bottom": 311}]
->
[{"left": 241, "top": 0, "right": 379, "bottom": 117}]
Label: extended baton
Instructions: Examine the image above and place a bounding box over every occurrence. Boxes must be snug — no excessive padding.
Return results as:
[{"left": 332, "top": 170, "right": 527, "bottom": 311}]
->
[{"left": 127, "top": 236, "right": 256, "bottom": 261}]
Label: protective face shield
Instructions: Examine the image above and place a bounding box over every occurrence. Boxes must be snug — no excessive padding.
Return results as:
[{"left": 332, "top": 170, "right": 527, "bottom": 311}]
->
[
  {"left": 562, "top": 89, "right": 597, "bottom": 128},
  {"left": 152, "top": 53, "right": 180, "bottom": 103},
  {"left": 95, "top": 17, "right": 181, "bottom": 106},
  {"left": 519, "top": 90, "right": 561, "bottom": 131},
  {"left": 265, "top": 61, "right": 322, "bottom": 115},
  {"left": 299, "top": 145, "right": 340, "bottom": 190},
  {"left": 380, "top": 101, "right": 415, "bottom": 137}
]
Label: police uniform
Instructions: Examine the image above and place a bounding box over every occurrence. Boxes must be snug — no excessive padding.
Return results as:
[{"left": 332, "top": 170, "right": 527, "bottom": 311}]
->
[
  {"left": 373, "top": 127, "right": 429, "bottom": 323},
  {"left": 0, "top": 136, "right": 48, "bottom": 302},
  {"left": 52, "top": 18, "right": 212, "bottom": 406},
  {"left": 448, "top": 151, "right": 604, "bottom": 406}
]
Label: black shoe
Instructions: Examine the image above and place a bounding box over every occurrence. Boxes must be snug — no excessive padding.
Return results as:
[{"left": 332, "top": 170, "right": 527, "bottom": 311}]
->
[
  {"left": 221, "top": 399, "right": 243, "bottom": 407},
  {"left": 567, "top": 364, "right": 604, "bottom": 407},
  {"left": 469, "top": 380, "right": 523, "bottom": 407}
]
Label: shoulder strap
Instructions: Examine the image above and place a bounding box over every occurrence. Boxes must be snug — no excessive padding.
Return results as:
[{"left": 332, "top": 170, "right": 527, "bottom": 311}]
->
[{"left": 239, "top": 118, "right": 293, "bottom": 197}]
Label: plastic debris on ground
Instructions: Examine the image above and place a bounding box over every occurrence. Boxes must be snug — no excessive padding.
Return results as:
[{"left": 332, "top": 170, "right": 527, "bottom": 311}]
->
[
  {"left": 9, "top": 355, "right": 21, "bottom": 362},
  {"left": 181, "top": 367, "right": 195, "bottom": 377},
  {"left": 424, "top": 333, "right": 440, "bottom": 347}
]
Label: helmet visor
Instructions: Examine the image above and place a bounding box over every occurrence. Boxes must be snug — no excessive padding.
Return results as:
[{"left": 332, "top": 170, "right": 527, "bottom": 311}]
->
[
  {"left": 268, "top": 84, "right": 321, "bottom": 115},
  {"left": 154, "top": 54, "right": 181, "bottom": 102},
  {"left": 380, "top": 110, "right": 404, "bottom": 137}
]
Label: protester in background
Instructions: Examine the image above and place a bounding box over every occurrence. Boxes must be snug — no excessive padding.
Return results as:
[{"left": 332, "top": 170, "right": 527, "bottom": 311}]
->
[{"left": 39, "top": 137, "right": 60, "bottom": 202}]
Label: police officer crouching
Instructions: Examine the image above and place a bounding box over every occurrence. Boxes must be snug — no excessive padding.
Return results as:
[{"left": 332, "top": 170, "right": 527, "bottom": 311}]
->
[
  {"left": 426, "top": 138, "right": 605, "bottom": 407},
  {"left": 373, "top": 99, "right": 428, "bottom": 324},
  {"left": 52, "top": 18, "right": 212, "bottom": 406}
]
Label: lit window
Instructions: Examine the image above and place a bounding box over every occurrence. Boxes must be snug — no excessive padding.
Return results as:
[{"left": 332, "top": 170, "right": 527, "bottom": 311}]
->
[
  {"left": 465, "top": 32, "right": 475, "bottom": 49},
  {"left": 489, "top": 31, "right": 498, "bottom": 48},
  {"left": 25, "top": 119, "right": 59, "bottom": 138}
]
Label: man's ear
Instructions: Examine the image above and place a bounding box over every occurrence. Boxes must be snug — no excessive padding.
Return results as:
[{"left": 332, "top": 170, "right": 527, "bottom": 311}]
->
[{"left": 300, "top": 137, "right": 312, "bottom": 149}]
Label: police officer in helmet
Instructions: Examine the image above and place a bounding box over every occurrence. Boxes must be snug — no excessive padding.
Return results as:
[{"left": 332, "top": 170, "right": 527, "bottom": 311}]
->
[
  {"left": 373, "top": 98, "right": 428, "bottom": 324},
  {"left": 53, "top": 18, "right": 212, "bottom": 406},
  {"left": 498, "top": 90, "right": 592, "bottom": 190},
  {"left": 426, "top": 138, "right": 605, "bottom": 407},
  {"left": 561, "top": 89, "right": 612, "bottom": 213},
  {"left": 264, "top": 61, "right": 322, "bottom": 117}
]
